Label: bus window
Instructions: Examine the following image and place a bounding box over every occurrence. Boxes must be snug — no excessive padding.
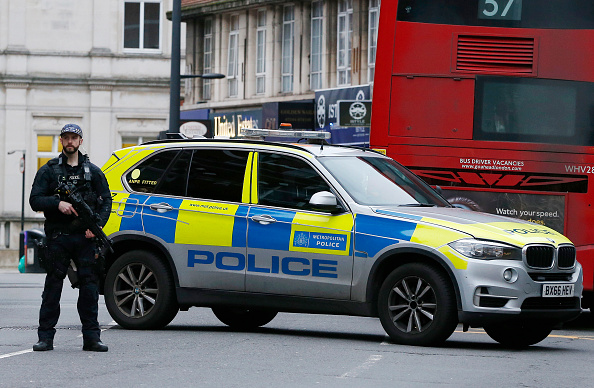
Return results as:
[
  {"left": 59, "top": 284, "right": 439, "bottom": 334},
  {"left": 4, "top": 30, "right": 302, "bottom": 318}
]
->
[
  {"left": 473, "top": 77, "right": 594, "bottom": 146},
  {"left": 397, "top": 0, "right": 594, "bottom": 29}
]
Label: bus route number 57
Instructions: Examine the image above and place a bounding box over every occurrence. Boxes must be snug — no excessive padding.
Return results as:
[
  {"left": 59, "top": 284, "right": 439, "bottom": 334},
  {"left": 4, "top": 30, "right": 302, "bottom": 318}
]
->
[{"left": 478, "top": 0, "right": 522, "bottom": 21}]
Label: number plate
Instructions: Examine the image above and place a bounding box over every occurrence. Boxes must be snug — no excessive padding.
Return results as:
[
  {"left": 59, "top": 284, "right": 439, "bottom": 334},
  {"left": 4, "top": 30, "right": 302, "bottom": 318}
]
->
[{"left": 542, "top": 284, "right": 574, "bottom": 298}]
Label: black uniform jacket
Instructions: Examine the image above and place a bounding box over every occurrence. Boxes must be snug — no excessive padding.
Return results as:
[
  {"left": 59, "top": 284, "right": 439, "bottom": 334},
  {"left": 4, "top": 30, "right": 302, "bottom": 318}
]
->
[{"left": 30, "top": 152, "right": 112, "bottom": 234}]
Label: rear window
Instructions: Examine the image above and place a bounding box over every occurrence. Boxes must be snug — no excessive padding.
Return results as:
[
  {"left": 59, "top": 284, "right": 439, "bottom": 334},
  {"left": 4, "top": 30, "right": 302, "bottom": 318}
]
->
[
  {"left": 126, "top": 150, "right": 179, "bottom": 193},
  {"left": 187, "top": 149, "right": 249, "bottom": 203},
  {"left": 125, "top": 148, "right": 250, "bottom": 202},
  {"left": 473, "top": 76, "right": 594, "bottom": 146}
]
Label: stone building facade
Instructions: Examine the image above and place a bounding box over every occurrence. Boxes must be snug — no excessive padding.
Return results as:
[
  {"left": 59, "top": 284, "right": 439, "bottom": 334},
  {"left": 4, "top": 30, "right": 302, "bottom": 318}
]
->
[
  {"left": 180, "top": 0, "right": 379, "bottom": 142},
  {"left": 0, "top": 0, "right": 184, "bottom": 267}
]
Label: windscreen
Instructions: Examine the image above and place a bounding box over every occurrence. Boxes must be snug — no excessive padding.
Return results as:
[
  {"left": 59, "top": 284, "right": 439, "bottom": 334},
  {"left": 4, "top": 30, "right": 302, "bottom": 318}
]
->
[
  {"left": 397, "top": 0, "right": 594, "bottom": 29},
  {"left": 319, "top": 156, "right": 450, "bottom": 207}
]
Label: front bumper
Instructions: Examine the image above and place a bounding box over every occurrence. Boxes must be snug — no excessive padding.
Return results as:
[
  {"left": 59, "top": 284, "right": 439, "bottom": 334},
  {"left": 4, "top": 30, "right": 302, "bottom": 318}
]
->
[
  {"left": 453, "top": 255, "right": 583, "bottom": 327},
  {"left": 458, "top": 304, "right": 582, "bottom": 327}
]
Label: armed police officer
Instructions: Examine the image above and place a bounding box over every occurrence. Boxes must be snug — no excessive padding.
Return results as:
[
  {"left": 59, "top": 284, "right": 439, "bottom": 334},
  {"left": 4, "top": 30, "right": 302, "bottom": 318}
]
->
[{"left": 30, "top": 124, "right": 112, "bottom": 352}]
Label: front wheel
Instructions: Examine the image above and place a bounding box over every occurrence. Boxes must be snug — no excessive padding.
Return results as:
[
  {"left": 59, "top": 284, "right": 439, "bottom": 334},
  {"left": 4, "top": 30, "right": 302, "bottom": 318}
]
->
[
  {"left": 484, "top": 323, "right": 553, "bottom": 347},
  {"left": 378, "top": 263, "right": 458, "bottom": 346},
  {"left": 212, "top": 307, "right": 277, "bottom": 329},
  {"left": 104, "top": 250, "right": 178, "bottom": 329}
]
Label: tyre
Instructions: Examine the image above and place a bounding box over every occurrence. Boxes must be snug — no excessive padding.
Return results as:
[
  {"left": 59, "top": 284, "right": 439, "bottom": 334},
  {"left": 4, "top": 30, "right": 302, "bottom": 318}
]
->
[
  {"left": 212, "top": 307, "right": 277, "bottom": 329},
  {"left": 484, "top": 322, "right": 553, "bottom": 347},
  {"left": 448, "top": 196, "right": 482, "bottom": 212},
  {"left": 378, "top": 263, "right": 458, "bottom": 346},
  {"left": 104, "top": 250, "right": 178, "bottom": 329}
]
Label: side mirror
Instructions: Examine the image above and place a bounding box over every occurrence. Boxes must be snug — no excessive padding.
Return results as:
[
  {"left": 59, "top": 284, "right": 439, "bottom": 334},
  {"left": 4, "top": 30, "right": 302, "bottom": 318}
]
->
[{"left": 309, "top": 191, "right": 343, "bottom": 213}]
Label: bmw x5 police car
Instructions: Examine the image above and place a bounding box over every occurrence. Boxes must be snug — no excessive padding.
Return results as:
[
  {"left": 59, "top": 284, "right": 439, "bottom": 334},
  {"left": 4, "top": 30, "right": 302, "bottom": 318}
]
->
[{"left": 100, "top": 129, "right": 582, "bottom": 347}]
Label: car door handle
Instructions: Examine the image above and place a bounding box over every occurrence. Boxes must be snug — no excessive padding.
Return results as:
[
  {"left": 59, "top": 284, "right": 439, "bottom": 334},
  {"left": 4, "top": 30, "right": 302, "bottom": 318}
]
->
[
  {"left": 251, "top": 215, "right": 277, "bottom": 225},
  {"left": 149, "top": 203, "right": 174, "bottom": 213}
]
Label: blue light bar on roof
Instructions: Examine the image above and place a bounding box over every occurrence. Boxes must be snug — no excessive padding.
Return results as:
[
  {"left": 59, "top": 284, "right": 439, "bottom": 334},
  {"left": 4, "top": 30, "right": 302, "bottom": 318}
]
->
[{"left": 241, "top": 128, "right": 331, "bottom": 139}]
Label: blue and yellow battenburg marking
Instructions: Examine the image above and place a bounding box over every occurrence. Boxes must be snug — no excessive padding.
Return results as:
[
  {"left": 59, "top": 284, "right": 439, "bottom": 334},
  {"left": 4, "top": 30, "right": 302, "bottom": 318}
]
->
[
  {"left": 103, "top": 144, "right": 572, "bottom": 277},
  {"left": 353, "top": 213, "right": 470, "bottom": 269},
  {"left": 107, "top": 196, "right": 355, "bottom": 255},
  {"left": 176, "top": 200, "right": 247, "bottom": 246}
]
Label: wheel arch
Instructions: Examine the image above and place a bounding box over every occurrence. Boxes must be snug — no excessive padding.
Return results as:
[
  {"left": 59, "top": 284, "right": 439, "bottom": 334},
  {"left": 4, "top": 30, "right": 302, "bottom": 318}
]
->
[
  {"left": 103, "top": 233, "right": 180, "bottom": 288},
  {"left": 365, "top": 247, "right": 462, "bottom": 316}
]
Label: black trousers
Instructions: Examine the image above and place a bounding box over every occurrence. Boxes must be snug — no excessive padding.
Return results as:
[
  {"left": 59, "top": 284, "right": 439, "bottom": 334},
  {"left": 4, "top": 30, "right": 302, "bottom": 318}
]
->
[{"left": 37, "top": 233, "right": 101, "bottom": 342}]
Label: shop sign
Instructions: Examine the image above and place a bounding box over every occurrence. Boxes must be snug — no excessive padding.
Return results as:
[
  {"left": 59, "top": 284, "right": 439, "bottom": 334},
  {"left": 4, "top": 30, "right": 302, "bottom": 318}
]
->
[
  {"left": 262, "top": 101, "right": 314, "bottom": 130},
  {"left": 315, "top": 85, "right": 371, "bottom": 146},
  {"left": 210, "top": 110, "right": 262, "bottom": 138},
  {"left": 338, "top": 100, "right": 372, "bottom": 127}
]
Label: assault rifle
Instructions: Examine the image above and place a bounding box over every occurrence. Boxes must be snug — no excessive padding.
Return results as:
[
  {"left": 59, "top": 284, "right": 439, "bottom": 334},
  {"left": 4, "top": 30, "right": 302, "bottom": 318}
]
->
[{"left": 56, "top": 181, "right": 114, "bottom": 254}]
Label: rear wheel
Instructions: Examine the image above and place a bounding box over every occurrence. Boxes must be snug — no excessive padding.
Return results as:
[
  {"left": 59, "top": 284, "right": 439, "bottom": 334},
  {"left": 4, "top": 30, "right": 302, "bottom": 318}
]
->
[
  {"left": 212, "top": 307, "right": 277, "bottom": 329},
  {"left": 105, "top": 250, "right": 178, "bottom": 329},
  {"left": 484, "top": 322, "right": 553, "bottom": 347},
  {"left": 378, "top": 263, "right": 458, "bottom": 346}
]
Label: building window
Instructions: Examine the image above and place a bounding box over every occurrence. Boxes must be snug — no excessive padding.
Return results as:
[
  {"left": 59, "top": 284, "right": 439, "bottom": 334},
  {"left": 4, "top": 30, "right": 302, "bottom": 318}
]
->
[
  {"left": 281, "top": 5, "right": 295, "bottom": 93},
  {"left": 122, "top": 135, "right": 157, "bottom": 149},
  {"left": 310, "top": 1, "right": 324, "bottom": 91},
  {"left": 368, "top": 0, "right": 380, "bottom": 83},
  {"left": 3, "top": 222, "right": 9, "bottom": 249},
  {"left": 256, "top": 10, "right": 267, "bottom": 95},
  {"left": 124, "top": 1, "right": 161, "bottom": 51},
  {"left": 337, "top": 0, "right": 353, "bottom": 86},
  {"left": 203, "top": 18, "right": 213, "bottom": 100},
  {"left": 36, "top": 135, "right": 62, "bottom": 170},
  {"left": 227, "top": 15, "right": 239, "bottom": 98}
]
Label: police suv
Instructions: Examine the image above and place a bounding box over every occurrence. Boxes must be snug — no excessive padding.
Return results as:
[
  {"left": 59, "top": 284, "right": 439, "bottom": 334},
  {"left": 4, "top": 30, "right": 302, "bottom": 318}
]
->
[{"left": 100, "top": 129, "right": 582, "bottom": 347}]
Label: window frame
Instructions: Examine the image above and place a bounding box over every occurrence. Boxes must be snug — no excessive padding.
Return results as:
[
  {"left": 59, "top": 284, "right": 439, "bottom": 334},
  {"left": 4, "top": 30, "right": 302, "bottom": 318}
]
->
[
  {"left": 256, "top": 9, "right": 267, "bottom": 95},
  {"left": 337, "top": 0, "right": 353, "bottom": 86},
  {"left": 227, "top": 14, "right": 240, "bottom": 98},
  {"left": 36, "top": 134, "right": 62, "bottom": 171},
  {"left": 123, "top": 0, "right": 163, "bottom": 53},
  {"left": 310, "top": 1, "right": 324, "bottom": 91},
  {"left": 281, "top": 4, "right": 295, "bottom": 93},
  {"left": 203, "top": 18, "right": 214, "bottom": 100},
  {"left": 368, "top": 0, "right": 380, "bottom": 83}
]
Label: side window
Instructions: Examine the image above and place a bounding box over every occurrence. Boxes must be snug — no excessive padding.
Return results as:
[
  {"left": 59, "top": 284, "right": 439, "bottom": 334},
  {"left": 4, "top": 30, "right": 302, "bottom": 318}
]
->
[
  {"left": 258, "top": 153, "right": 331, "bottom": 210},
  {"left": 154, "top": 150, "right": 192, "bottom": 196},
  {"left": 187, "top": 149, "right": 249, "bottom": 202},
  {"left": 126, "top": 150, "right": 179, "bottom": 193}
]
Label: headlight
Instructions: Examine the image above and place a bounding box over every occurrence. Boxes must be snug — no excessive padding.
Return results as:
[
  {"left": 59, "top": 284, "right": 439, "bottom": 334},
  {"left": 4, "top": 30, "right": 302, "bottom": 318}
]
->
[{"left": 449, "top": 239, "right": 522, "bottom": 260}]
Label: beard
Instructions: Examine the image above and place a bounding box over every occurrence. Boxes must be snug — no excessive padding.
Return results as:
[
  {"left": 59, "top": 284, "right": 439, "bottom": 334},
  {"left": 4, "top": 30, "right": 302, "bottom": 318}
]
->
[{"left": 63, "top": 144, "right": 79, "bottom": 155}]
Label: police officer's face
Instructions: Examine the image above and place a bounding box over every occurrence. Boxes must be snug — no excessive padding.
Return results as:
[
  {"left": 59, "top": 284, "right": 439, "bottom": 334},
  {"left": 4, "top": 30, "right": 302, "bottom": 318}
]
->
[{"left": 60, "top": 133, "right": 82, "bottom": 155}]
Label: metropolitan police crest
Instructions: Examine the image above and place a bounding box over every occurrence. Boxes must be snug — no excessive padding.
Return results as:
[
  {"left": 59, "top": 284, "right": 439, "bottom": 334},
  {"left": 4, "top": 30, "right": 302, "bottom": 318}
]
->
[{"left": 293, "top": 232, "right": 310, "bottom": 248}]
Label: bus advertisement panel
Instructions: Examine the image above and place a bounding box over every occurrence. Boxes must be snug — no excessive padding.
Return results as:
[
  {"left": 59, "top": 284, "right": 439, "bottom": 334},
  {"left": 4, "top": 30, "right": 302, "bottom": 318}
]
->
[{"left": 370, "top": 0, "right": 594, "bottom": 307}]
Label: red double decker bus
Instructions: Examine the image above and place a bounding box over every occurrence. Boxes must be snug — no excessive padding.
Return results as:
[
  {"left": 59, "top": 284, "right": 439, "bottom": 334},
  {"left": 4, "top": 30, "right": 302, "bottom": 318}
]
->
[{"left": 370, "top": 0, "right": 594, "bottom": 307}]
